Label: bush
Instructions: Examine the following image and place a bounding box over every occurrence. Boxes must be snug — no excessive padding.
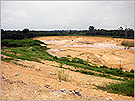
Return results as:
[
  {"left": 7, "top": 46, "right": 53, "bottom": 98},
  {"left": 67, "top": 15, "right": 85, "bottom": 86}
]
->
[
  {"left": 88, "top": 71, "right": 94, "bottom": 75},
  {"left": 100, "top": 65, "right": 108, "bottom": 68},
  {"left": 57, "top": 70, "right": 69, "bottom": 81},
  {"left": 104, "top": 69, "right": 112, "bottom": 74},
  {"left": 130, "top": 69, "right": 134, "bottom": 73},
  {"left": 94, "top": 65, "right": 99, "bottom": 68},
  {"left": 59, "top": 63, "right": 64, "bottom": 68},
  {"left": 77, "top": 59, "right": 84, "bottom": 64},
  {"left": 72, "top": 57, "right": 84, "bottom": 64},
  {"left": 67, "top": 55, "right": 71, "bottom": 57},
  {"left": 60, "top": 57, "right": 70, "bottom": 62},
  {"left": 75, "top": 70, "right": 79, "bottom": 72},
  {"left": 111, "top": 70, "right": 119, "bottom": 76},
  {"left": 53, "top": 56, "right": 58, "bottom": 60}
]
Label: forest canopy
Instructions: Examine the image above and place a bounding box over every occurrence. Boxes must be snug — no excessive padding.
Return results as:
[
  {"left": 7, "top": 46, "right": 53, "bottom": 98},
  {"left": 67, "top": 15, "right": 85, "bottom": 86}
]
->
[{"left": 1, "top": 26, "right": 134, "bottom": 40}]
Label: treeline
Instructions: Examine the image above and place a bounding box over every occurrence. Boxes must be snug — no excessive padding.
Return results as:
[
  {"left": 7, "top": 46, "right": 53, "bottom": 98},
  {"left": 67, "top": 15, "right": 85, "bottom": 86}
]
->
[{"left": 1, "top": 26, "right": 134, "bottom": 40}]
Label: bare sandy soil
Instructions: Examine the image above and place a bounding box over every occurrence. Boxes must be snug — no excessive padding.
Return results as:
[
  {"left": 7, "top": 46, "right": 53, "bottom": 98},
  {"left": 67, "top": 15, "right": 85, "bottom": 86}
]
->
[
  {"left": 1, "top": 36, "right": 134, "bottom": 100},
  {"left": 1, "top": 60, "right": 134, "bottom": 100},
  {"left": 34, "top": 36, "right": 134, "bottom": 71}
]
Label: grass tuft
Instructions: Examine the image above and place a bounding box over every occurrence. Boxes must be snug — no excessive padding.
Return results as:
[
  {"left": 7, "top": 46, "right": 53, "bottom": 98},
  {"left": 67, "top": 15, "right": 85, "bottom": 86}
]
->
[{"left": 57, "top": 69, "right": 69, "bottom": 81}]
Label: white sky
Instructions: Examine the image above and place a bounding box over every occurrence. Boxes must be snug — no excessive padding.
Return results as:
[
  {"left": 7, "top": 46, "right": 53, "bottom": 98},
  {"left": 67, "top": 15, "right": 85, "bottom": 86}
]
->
[{"left": 1, "top": 1, "right": 134, "bottom": 30}]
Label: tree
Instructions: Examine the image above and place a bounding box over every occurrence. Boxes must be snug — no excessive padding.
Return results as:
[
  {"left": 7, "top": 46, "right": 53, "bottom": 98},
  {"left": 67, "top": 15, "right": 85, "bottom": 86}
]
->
[
  {"left": 88, "top": 26, "right": 95, "bottom": 31},
  {"left": 22, "top": 28, "right": 29, "bottom": 34},
  {"left": 118, "top": 26, "right": 123, "bottom": 30},
  {"left": 1, "top": 29, "right": 4, "bottom": 33}
]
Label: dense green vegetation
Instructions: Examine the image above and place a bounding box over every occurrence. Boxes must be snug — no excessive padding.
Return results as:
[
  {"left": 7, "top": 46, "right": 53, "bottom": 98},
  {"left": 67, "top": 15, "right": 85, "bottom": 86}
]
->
[
  {"left": 1, "top": 39, "right": 45, "bottom": 47},
  {"left": 1, "top": 26, "right": 134, "bottom": 41},
  {"left": 1, "top": 56, "right": 14, "bottom": 62},
  {"left": 95, "top": 80, "right": 134, "bottom": 97},
  {"left": 1, "top": 39, "right": 134, "bottom": 97}
]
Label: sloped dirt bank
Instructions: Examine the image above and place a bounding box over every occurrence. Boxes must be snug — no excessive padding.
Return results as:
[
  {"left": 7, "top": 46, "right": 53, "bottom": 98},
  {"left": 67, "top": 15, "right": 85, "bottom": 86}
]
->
[{"left": 1, "top": 61, "right": 134, "bottom": 100}]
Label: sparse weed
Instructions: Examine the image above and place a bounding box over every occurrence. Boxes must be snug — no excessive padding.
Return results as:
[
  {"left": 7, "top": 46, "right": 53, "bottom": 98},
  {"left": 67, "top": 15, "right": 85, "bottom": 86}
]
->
[
  {"left": 57, "top": 69, "right": 69, "bottom": 81},
  {"left": 121, "top": 40, "right": 134, "bottom": 47},
  {"left": 59, "top": 63, "right": 64, "bottom": 68}
]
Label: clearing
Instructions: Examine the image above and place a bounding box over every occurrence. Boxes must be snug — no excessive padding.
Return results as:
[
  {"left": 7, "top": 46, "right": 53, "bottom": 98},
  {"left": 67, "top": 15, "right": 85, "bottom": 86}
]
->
[{"left": 1, "top": 36, "right": 134, "bottom": 100}]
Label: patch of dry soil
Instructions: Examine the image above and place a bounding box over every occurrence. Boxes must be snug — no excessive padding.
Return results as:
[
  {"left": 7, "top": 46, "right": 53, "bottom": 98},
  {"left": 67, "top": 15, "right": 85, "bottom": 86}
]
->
[
  {"left": 34, "top": 36, "right": 134, "bottom": 71},
  {"left": 1, "top": 61, "right": 134, "bottom": 100}
]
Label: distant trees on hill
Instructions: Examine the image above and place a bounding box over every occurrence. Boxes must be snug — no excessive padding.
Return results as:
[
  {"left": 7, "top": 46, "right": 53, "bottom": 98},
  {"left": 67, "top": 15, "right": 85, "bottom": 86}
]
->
[{"left": 1, "top": 26, "right": 134, "bottom": 40}]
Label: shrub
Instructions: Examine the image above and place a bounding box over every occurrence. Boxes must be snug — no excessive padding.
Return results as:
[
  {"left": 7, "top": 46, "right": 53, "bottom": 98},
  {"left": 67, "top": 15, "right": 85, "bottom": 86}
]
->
[
  {"left": 75, "top": 70, "right": 79, "bottom": 72},
  {"left": 67, "top": 55, "right": 71, "bottom": 57},
  {"left": 104, "top": 69, "right": 112, "bottom": 74},
  {"left": 57, "top": 70, "right": 69, "bottom": 81},
  {"left": 100, "top": 65, "right": 108, "bottom": 68},
  {"left": 59, "top": 63, "right": 64, "bottom": 68},
  {"left": 71, "top": 57, "right": 78, "bottom": 63},
  {"left": 53, "top": 56, "right": 58, "bottom": 60},
  {"left": 60, "top": 57, "right": 70, "bottom": 62},
  {"left": 110, "top": 67, "right": 113, "bottom": 70},
  {"left": 130, "top": 69, "right": 134, "bottom": 73},
  {"left": 94, "top": 65, "right": 99, "bottom": 68},
  {"left": 77, "top": 59, "right": 84, "bottom": 64},
  {"left": 72, "top": 57, "right": 84, "bottom": 64},
  {"left": 88, "top": 71, "right": 94, "bottom": 75},
  {"left": 111, "top": 70, "right": 119, "bottom": 76}
]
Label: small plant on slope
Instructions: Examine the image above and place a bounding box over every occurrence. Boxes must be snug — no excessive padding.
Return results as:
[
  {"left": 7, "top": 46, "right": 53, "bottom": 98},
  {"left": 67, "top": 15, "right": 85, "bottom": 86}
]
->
[{"left": 57, "top": 69, "right": 69, "bottom": 81}]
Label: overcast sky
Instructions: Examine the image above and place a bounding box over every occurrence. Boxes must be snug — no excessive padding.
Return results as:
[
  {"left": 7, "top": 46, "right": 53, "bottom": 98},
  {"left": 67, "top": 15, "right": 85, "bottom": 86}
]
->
[{"left": 1, "top": 1, "right": 134, "bottom": 30}]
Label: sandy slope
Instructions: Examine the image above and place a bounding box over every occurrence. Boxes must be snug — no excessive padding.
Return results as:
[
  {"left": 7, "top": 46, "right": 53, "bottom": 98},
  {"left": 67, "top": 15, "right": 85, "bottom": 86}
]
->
[
  {"left": 1, "top": 36, "right": 134, "bottom": 100},
  {"left": 34, "top": 36, "right": 134, "bottom": 71},
  {"left": 1, "top": 61, "right": 134, "bottom": 100}
]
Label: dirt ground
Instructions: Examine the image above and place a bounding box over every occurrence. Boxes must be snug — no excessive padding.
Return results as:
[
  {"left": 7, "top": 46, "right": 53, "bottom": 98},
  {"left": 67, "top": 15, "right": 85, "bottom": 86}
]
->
[
  {"left": 34, "top": 36, "right": 134, "bottom": 71},
  {"left": 1, "top": 60, "right": 134, "bottom": 100},
  {"left": 1, "top": 36, "right": 134, "bottom": 100}
]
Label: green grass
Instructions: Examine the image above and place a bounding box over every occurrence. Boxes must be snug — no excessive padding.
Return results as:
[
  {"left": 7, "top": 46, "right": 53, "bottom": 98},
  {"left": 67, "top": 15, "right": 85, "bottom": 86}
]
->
[
  {"left": 95, "top": 80, "right": 134, "bottom": 97},
  {"left": 1, "top": 38, "right": 134, "bottom": 97},
  {"left": 1, "top": 45, "right": 134, "bottom": 79},
  {"left": 1, "top": 56, "right": 14, "bottom": 62},
  {"left": 1, "top": 51, "right": 41, "bottom": 62},
  {"left": 1, "top": 39, "right": 46, "bottom": 47}
]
